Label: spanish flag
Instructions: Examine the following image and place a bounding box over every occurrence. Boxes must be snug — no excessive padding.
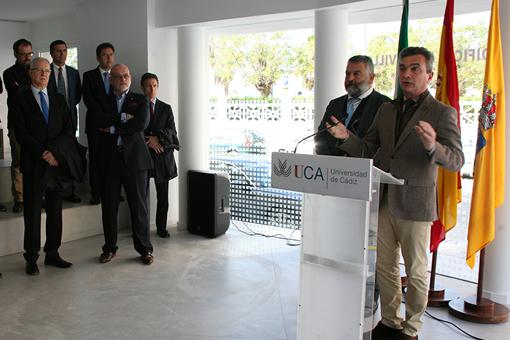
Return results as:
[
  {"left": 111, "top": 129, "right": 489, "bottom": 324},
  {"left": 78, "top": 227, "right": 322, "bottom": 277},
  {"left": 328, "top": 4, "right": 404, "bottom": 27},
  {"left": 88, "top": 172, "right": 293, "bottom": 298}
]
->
[
  {"left": 430, "top": 0, "right": 462, "bottom": 252},
  {"left": 467, "top": 0, "right": 505, "bottom": 268}
]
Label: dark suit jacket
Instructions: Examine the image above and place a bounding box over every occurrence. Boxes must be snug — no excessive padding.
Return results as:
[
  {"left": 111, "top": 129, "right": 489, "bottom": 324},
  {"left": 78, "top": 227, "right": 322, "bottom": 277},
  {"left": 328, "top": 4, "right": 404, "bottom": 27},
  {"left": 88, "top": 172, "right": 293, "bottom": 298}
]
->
[
  {"left": 99, "top": 90, "right": 153, "bottom": 172},
  {"left": 3, "top": 63, "right": 31, "bottom": 130},
  {"left": 10, "top": 88, "right": 74, "bottom": 176},
  {"left": 48, "top": 63, "right": 82, "bottom": 131},
  {"left": 315, "top": 89, "right": 390, "bottom": 156},
  {"left": 339, "top": 92, "right": 464, "bottom": 222},
  {"left": 145, "top": 99, "right": 179, "bottom": 183},
  {"left": 82, "top": 66, "right": 112, "bottom": 134}
]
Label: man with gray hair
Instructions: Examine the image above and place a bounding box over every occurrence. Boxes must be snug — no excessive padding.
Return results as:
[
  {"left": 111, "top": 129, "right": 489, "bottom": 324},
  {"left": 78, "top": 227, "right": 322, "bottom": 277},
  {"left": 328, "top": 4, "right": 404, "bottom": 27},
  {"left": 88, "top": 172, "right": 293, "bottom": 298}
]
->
[
  {"left": 315, "top": 55, "right": 390, "bottom": 155},
  {"left": 327, "top": 46, "right": 464, "bottom": 340},
  {"left": 10, "top": 57, "right": 75, "bottom": 275}
]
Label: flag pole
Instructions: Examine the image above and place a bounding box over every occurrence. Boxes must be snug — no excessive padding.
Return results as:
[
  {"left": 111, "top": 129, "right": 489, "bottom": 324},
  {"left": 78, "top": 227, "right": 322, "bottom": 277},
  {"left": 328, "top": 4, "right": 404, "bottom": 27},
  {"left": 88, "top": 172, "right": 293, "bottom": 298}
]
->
[
  {"left": 448, "top": 248, "right": 509, "bottom": 322},
  {"left": 427, "top": 250, "right": 459, "bottom": 307}
]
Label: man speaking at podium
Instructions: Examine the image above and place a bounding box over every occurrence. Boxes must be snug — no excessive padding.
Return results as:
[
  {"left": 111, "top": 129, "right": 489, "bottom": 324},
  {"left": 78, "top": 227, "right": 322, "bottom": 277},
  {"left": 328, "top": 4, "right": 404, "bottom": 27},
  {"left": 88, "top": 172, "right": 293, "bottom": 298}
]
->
[
  {"left": 314, "top": 55, "right": 389, "bottom": 156},
  {"left": 327, "top": 47, "right": 464, "bottom": 340}
]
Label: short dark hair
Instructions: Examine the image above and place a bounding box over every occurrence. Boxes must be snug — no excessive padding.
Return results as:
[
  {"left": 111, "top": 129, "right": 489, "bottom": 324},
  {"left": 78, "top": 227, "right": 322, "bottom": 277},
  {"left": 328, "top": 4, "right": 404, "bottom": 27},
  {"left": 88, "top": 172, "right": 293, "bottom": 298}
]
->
[
  {"left": 141, "top": 72, "right": 159, "bottom": 86},
  {"left": 399, "top": 46, "right": 434, "bottom": 73},
  {"left": 50, "top": 40, "right": 67, "bottom": 53},
  {"left": 96, "top": 42, "right": 115, "bottom": 57},
  {"left": 13, "top": 38, "right": 32, "bottom": 54},
  {"left": 348, "top": 55, "right": 374, "bottom": 74}
]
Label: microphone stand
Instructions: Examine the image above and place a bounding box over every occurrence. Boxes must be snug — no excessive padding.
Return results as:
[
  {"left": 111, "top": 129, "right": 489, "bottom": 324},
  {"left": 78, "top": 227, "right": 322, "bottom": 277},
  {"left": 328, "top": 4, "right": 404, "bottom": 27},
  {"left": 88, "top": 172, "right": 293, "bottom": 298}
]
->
[{"left": 293, "top": 121, "right": 341, "bottom": 154}]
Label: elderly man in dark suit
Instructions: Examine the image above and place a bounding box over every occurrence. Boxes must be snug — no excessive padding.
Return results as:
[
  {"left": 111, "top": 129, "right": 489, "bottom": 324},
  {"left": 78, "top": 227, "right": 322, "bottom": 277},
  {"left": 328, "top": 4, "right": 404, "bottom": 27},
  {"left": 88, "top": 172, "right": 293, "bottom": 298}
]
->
[
  {"left": 10, "top": 57, "right": 75, "bottom": 275},
  {"left": 141, "top": 73, "right": 179, "bottom": 238},
  {"left": 327, "top": 47, "right": 464, "bottom": 340},
  {"left": 315, "top": 55, "right": 390, "bottom": 155},
  {"left": 48, "top": 39, "right": 82, "bottom": 203},
  {"left": 82, "top": 42, "right": 115, "bottom": 205},
  {"left": 97, "top": 64, "right": 154, "bottom": 265}
]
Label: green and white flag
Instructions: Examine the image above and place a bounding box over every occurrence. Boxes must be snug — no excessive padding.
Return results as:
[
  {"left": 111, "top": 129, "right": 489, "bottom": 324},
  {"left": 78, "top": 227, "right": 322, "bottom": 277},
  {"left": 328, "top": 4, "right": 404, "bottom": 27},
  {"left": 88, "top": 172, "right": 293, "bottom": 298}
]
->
[{"left": 394, "top": 0, "right": 409, "bottom": 99}]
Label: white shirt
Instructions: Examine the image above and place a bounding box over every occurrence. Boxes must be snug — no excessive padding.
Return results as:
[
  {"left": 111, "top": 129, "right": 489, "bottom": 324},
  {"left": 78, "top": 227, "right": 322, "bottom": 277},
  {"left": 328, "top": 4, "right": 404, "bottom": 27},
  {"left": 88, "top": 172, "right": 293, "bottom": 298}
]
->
[
  {"left": 52, "top": 63, "right": 68, "bottom": 93},
  {"left": 31, "top": 86, "right": 49, "bottom": 112}
]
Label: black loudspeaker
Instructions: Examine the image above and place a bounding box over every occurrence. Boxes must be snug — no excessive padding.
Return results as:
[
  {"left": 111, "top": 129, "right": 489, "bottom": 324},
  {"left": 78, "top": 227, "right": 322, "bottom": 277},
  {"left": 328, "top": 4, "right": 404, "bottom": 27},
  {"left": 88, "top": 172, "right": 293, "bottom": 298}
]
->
[{"left": 187, "top": 170, "right": 230, "bottom": 238}]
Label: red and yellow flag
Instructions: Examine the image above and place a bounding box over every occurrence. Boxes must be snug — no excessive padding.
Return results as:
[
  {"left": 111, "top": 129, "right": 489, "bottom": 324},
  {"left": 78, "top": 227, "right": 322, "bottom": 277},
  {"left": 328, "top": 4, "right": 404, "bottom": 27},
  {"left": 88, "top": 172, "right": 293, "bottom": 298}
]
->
[
  {"left": 466, "top": 0, "right": 506, "bottom": 268},
  {"left": 430, "top": 0, "right": 462, "bottom": 252}
]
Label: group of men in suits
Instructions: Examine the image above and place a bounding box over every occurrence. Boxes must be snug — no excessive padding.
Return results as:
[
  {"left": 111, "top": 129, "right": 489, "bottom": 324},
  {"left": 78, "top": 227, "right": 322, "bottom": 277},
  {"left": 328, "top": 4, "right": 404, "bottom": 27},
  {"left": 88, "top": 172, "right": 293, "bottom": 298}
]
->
[
  {"left": 322, "top": 47, "right": 464, "bottom": 340},
  {"left": 1, "top": 40, "right": 179, "bottom": 276}
]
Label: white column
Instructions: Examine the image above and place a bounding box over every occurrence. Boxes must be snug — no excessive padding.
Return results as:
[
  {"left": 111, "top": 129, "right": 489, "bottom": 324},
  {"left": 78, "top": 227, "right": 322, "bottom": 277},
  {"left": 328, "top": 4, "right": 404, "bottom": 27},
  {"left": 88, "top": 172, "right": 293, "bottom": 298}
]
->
[
  {"left": 485, "top": 0, "right": 510, "bottom": 305},
  {"left": 177, "top": 26, "right": 209, "bottom": 230},
  {"left": 314, "top": 8, "right": 348, "bottom": 131}
]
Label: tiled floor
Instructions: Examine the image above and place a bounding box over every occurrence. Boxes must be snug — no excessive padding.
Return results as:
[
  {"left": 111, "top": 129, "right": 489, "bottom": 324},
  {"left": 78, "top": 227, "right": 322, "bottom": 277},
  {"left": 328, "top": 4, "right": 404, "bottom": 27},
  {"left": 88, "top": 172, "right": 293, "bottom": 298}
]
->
[{"left": 0, "top": 226, "right": 508, "bottom": 340}]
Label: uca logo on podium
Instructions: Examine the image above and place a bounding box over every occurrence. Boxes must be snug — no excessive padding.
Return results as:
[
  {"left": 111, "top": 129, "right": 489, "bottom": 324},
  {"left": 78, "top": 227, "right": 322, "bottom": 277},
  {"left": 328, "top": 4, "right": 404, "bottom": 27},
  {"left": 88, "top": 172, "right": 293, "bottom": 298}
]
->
[
  {"left": 273, "top": 159, "right": 325, "bottom": 181},
  {"left": 271, "top": 152, "right": 373, "bottom": 201}
]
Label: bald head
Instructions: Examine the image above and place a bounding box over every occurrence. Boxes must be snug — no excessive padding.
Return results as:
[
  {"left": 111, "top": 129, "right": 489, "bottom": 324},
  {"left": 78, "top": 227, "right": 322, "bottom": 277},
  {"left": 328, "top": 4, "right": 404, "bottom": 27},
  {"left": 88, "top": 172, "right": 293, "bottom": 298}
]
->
[{"left": 110, "top": 64, "right": 131, "bottom": 95}]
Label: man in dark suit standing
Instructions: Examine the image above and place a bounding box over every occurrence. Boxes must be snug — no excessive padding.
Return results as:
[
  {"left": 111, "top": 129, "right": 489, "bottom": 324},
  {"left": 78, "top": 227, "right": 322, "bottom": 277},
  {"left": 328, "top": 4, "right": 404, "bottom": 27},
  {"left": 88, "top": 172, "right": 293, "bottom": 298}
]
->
[
  {"left": 48, "top": 39, "right": 82, "bottom": 203},
  {"left": 0, "top": 75, "right": 6, "bottom": 213},
  {"left": 3, "top": 38, "right": 34, "bottom": 213},
  {"left": 327, "top": 47, "right": 464, "bottom": 340},
  {"left": 315, "top": 55, "right": 390, "bottom": 155},
  {"left": 97, "top": 64, "right": 154, "bottom": 265},
  {"left": 141, "top": 73, "right": 179, "bottom": 238},
  {"left": 10, "top": 57, "right": 74, "bottom": 275},
  {"left": 82, "top": 42, "right": 115, "bottom": 205}
]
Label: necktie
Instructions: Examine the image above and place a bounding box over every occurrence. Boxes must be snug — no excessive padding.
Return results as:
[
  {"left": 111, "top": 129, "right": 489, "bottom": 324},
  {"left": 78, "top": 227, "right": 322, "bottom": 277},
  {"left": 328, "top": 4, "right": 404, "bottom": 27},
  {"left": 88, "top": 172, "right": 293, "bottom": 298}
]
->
[
  {"left": 396, "top": 99, "right": 418, "bottom": 140},
  {"left": 57, "top": 67, "right": 66, "bottom": 98},
  {"left": 39, "top": 91, "right": 49, "bottom": 124},
  {"left": 103, "top": 71, "right": 110, "bottom": 94},
  {"left": 150, "top": 101, "right": 155, "bottom": 120},
  {"left": 345, "top": 97, "right": 360, "bottom": 127}
]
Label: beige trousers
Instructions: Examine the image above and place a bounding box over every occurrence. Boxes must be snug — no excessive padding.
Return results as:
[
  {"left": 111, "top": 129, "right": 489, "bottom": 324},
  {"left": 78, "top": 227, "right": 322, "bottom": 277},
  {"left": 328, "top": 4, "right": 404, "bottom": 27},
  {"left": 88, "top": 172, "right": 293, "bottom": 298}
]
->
[{"left": 377, "top": 196, "right": 431, "bottom": 337}]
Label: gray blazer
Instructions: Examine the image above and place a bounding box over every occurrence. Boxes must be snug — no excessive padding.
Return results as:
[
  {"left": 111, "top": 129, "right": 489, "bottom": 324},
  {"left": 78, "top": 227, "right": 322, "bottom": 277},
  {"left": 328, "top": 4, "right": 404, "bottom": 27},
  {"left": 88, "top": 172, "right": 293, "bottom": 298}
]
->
[{"left": 339, "top": 92, "right": 464, "bottom": 222}]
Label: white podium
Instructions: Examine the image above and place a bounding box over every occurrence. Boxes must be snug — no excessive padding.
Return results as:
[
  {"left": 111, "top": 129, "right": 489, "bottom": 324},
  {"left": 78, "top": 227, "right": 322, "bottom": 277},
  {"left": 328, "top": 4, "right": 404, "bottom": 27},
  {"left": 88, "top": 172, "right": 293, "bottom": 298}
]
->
[{"left": 271, "top": 152, "right": 403, "bottom": 340}]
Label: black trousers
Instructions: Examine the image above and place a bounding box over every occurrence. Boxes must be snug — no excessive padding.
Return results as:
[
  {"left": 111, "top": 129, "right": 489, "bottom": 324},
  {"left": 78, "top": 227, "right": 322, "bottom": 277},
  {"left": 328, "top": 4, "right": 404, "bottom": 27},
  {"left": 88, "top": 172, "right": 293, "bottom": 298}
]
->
[
  {"left": 87, "top": 133, "right": 101, "bottom": 199},
  {"left": 23, "top": 161, "right": 63, "bottom": 262},
  {"left": 154, "top": 180, "right": 169, "bottom": 231},
  {"left": 100, "top": 147, "right": 153, "bottom": 255}
]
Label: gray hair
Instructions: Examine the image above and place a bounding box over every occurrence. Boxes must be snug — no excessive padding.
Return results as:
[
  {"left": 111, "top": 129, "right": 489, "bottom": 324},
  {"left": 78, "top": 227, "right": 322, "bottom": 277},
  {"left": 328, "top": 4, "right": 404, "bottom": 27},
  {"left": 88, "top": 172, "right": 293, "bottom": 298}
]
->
[
  {"left": 398, "top": 46, "right": 434, "bottom": 73},
  {"left": 30, "top": 57, "right": 50, "bottom": 69},
  {"left": 348, "top": 55, "right": 374, "bottom": 75}
]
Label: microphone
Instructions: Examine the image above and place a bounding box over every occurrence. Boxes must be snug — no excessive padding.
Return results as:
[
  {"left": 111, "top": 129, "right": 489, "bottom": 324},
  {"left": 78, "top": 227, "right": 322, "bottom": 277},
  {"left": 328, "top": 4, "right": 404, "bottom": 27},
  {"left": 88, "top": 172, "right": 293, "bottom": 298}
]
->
[{"left": 293, "top": 119, "right": 342, "bottom": 154}]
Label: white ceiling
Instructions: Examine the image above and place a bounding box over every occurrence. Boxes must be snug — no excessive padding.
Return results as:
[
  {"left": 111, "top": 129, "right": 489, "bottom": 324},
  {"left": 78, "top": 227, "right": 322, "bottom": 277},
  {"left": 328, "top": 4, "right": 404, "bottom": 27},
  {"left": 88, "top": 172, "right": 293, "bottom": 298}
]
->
[{"left": 0, "top": 0, "right": 491, "bottom": 23}]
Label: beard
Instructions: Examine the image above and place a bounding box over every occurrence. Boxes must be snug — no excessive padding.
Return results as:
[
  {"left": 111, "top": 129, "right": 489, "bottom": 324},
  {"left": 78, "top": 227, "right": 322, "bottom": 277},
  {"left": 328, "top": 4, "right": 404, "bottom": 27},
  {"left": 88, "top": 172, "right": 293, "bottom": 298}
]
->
[{"left": 346, "top": 82, "right": 370, "bottom": 98}]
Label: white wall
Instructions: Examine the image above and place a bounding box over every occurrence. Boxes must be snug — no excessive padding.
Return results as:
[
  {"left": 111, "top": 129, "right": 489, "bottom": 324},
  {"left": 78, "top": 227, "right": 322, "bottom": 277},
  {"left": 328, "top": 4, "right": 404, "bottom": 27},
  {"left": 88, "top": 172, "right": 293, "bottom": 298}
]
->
[{"left": 31, "top": 14, "right": 79, "bottom": 52}]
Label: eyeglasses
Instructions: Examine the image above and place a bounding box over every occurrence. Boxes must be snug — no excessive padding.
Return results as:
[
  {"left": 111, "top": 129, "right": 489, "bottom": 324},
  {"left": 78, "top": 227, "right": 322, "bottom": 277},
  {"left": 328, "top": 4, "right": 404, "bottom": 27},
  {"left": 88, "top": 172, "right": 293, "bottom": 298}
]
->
[
  {"left": 17, "top": 52, "right": 34, "bottom": 57},
  {"left": 31, "top": 68, "right": 51, "bottom": 74}
]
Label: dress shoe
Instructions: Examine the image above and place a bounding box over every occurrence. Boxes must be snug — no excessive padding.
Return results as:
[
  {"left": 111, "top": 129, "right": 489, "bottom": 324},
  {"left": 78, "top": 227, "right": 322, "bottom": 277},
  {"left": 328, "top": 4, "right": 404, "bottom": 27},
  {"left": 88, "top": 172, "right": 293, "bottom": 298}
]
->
[
  {"left": 89, "top": 196, "right": 100, "bottom": 205},
  {"left": 64, "top": 194, "right": 82, "bottom": 203},
  {"left": 371, "top": 321, "right": 402, "bottom": 340},
  {"left": 26, "top": 262, "right": 40, "bottom": 275},
  {"left": 141, "top": 253, "right": 154, "bottom": 265},
  {"left": 0, "top": 203, "right": 7, "bottom": 212},
  {"left": 157, "top": 229, "right": 170, "bottom": 238},
  {"left": 99, "top": 252, "right": 116, "bottom": 263},
  {"left": 13, "top": 201, "right": 23, "bottom": 213},
  {"left": 44, "top": 255, "right": 73, "bottom": 268}
]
